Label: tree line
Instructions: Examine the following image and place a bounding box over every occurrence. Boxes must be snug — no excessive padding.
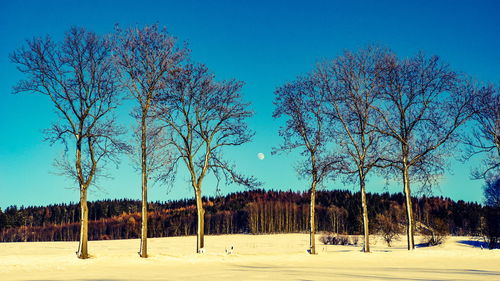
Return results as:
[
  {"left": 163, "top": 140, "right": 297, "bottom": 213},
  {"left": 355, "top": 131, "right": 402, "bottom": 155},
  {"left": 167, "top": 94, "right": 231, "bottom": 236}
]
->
[
  {"left": 9, "top": 24, "right": 498, "bottom": 258},
  {"left": 0, "top": 189, "right": 486, "bottom": 242}
]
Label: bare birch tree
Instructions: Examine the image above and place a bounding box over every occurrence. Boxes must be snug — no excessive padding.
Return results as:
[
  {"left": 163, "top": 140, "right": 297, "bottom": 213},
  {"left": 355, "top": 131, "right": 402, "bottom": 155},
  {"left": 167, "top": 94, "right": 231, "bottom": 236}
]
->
[
  {"left": 462, "top": 84, "right": 499, "bottom": 180},
  {"left": 372, "top": 52, "right": 474, "bottom": 250},
  {"left": 316, "top": 47, "right": 388, "bottom": 252},
  {"left": 158, "top": 63, "right": 260, "bottom": 253},
  {"left": 10, "top": 27, "right": 128, "bottom": 259},
  {"left": 273, "top": 74, "right": 342, "bottom": 255},
  {"left": 114, "top": 24, "right": 186, "bottom": 258}
]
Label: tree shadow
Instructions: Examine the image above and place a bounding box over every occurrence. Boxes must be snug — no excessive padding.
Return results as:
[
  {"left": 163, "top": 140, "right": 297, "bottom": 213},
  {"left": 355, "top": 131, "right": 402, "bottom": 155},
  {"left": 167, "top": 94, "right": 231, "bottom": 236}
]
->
[
  {"left": 231, "top": 264, "right": 500, "bottom": 280},
  {"left": 415, "top": 242, "right": 431, "bottom": 248},
  {"left": 458, "top": 240, "right": 489, "bottom": 248}
]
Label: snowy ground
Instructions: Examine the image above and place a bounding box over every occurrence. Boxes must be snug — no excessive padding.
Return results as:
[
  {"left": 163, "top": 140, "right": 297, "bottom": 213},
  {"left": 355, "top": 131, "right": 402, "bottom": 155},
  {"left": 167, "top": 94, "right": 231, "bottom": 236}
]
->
[{"left": 0, "top": 234, "right": 498, "bottom": 280}]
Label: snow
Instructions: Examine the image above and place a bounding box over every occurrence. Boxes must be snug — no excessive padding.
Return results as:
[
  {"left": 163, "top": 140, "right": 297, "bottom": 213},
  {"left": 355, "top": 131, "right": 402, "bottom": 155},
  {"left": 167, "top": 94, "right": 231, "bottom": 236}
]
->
[{"left": 0, "top": 234, "right": 498, "bottom": 280}]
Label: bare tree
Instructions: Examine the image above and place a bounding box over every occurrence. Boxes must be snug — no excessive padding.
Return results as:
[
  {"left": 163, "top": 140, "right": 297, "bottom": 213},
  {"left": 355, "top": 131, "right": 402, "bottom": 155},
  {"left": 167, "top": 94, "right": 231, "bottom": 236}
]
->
[
  {"left": 327, "top": 205, "right": 348, "bottom": 234},
  {"left": 372, "top": 52, "right": 474, "bottom": 250},
  {"left": 463, "top": 84, "right": 499, "bottom": 180},
  {"left": 158, "top": 63, "right": 260, "bottom": 253},
  {"left": 10, "top": 27, "right": 128, "bottom": 259},
  {"left": 316, "top": 47, "right": 388, "bottom": 253},
  {"left": 463, "top": 83, "right": 499, "bottom": 249},
  {"left": 273, "top": 74, "right": 342, "bottom": 255},
  {"left": 483, "top": 178, "right": 500, "bottom": 249},
  {"left": 374, "top": 213, "right": 403, "bottom": 247},
  {"left": 484, "top": 177, "right": 500, "bottom": 208},
  {"left": 114, "top": 24, "right": 186, "bottom": 258}
]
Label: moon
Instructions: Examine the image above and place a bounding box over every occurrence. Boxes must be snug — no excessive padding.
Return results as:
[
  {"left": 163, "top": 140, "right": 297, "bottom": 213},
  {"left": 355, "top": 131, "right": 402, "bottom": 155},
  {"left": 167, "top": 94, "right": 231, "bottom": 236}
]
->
[{"left": 257, "top": 152, "right": 265, "bottom": 160}]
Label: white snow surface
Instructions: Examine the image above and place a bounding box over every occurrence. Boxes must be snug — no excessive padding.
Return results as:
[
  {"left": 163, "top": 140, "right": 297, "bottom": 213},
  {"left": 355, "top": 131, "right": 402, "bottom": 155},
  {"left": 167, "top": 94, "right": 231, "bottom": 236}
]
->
[{"left": 0, "top": 234, "right": 498, "bottom": 280}]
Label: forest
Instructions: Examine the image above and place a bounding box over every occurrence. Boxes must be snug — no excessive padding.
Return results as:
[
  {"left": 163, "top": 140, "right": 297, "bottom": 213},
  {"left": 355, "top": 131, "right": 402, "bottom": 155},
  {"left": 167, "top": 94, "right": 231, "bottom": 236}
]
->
[{"left": 0, "top": 189, "right": 485, "bottom": 243}]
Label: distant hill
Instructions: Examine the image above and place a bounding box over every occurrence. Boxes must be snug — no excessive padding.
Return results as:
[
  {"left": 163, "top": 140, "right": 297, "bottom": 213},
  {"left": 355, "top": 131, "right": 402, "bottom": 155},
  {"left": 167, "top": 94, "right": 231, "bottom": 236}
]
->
[{"left": 0, "top": 189, "right": 484, "bottom": 242}]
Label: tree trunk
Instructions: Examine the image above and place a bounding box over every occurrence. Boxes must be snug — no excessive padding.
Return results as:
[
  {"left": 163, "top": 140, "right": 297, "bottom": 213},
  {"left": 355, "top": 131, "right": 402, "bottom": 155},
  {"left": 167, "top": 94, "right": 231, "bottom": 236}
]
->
[
  {"left": 76, "top": 187, "right": 89, "bottom": 259},
  {"left": 139, "top": 113, "right": 148, "bottom": 258},
  {"left": 403, "top": 164, "right": 415, "bottom": 250},
  {"left": 360, "top": 174, "right": 370, "bottom": 253},
  {"left": 195, "top": 188, "right": 205, "bottom": 253},
  {"left": 309, "top": 181, "right": 317, "bottom": 255}
]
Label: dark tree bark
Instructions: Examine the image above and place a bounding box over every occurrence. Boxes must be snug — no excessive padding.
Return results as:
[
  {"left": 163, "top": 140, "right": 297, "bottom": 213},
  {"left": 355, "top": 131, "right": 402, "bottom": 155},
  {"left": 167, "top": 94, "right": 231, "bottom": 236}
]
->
[{"left": 11, "top": 27, "right": 128, "bottom": 259}]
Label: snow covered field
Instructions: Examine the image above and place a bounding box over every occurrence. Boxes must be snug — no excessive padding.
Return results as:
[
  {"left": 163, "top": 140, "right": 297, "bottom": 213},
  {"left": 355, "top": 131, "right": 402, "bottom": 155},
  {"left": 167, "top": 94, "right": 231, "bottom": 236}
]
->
[{"left": 0, "top": 234, "right": 498, "bottom": 280}]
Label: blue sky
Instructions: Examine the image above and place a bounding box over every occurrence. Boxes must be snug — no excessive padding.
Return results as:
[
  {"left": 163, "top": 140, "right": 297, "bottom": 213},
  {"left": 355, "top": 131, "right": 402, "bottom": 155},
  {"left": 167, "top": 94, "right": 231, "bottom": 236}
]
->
[{"left": 0, "top": 0, "right": 499, "bottom": 209}]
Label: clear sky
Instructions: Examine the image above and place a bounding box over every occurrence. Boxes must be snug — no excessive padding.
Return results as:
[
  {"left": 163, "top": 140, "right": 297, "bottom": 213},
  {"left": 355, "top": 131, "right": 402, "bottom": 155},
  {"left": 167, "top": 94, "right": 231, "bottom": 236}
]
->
[{"left": 0, "top": 0, "right": 499, "bottom": 209}]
